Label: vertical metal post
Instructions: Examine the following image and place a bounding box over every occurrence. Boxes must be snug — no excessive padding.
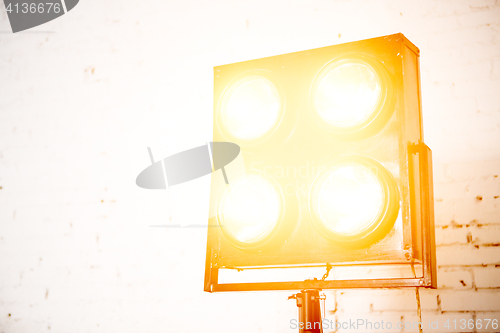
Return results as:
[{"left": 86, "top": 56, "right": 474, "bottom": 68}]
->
[{"left": 290, "top": 290, "right": 323, "bottom": 333}]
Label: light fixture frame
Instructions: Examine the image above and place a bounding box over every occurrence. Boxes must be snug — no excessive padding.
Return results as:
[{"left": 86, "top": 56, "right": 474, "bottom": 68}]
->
[{"left": 205, "top": 33, "right": 437, "bottom": 291}]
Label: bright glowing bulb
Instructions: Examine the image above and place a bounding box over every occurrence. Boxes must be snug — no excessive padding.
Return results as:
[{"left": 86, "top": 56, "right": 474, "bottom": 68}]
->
[
  {"left": 218, "top": 176, "right": 281, "bottom": 244},
  {"left": 314, "top": 61, "right": 381, "bottom": 128},
  {"left": 312, "top": 164, "right": 384, "bottom": 236},
  {"left": 220, "top": 76, "right": 281, "bottom": 140}
]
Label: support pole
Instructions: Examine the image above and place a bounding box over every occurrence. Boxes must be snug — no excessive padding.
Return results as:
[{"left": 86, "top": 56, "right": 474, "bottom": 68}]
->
[{"left": 289, "top": 289, "right": 324, "bottom": 333}]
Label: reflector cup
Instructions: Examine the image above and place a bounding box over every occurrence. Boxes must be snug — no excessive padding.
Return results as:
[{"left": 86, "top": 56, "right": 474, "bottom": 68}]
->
[
  {"left": 310, "top": 55, "right": 395, "bottom": 140},
  {"left": 218, "top": 75, "right": 282, "bottom": 142},
  {"left": 309, "top": 157, "right": 399, "bottom": 247},
  {"left": 217, "top": 175, "right": 284, "bottom": 249},
  {"left": 315, "top": 61, "right": 381, "bottom": 127}
]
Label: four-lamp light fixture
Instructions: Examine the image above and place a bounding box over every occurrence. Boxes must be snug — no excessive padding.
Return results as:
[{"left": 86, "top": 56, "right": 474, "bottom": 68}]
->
[{"left": 205, "top": 33, "right": 436, "bottom": 291}]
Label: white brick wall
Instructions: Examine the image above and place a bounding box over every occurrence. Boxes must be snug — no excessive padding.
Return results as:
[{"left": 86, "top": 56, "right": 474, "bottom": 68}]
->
[{"left": 1, "top": 0, "right": 499, "bottom": 333}]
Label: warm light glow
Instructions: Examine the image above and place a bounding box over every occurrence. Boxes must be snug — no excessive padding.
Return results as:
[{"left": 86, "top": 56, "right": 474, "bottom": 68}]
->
[
  {"left": 220, "top": 76, "right": 281, "bottom": 140},
  {"left": 312, "top": 163, "right": 384, "bottom": 236},
  {"left": 314, "top": 60, "right": 381, "bottom": 128},
  {"left": 218, "top": 175, "right": 281, "bottom": 244},
  {"left": 207, "top": 34, "right": 433, "bottom": 290}
]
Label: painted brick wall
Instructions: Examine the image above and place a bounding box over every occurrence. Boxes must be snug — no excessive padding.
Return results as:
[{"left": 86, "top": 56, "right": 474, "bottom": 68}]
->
[
  {"left": 330, "top": 159, "right": 500, "bottom": 332},
  {"left": 0, "top": 0, "right": 499, "bottom": 333}
]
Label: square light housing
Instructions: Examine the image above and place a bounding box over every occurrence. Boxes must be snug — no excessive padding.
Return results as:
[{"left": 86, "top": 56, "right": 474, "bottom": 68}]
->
[{"left": 205, "top": 33, "right": 436, "bottom": 291}]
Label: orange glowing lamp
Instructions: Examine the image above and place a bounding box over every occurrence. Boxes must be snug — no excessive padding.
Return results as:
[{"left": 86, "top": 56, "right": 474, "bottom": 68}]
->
[{"left": 205, "top": 33, "right": 436, "bottom": 291}]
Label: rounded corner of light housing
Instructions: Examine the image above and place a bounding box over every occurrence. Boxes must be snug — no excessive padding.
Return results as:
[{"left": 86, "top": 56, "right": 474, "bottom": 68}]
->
[
  {"left": 310, "top": 53, "right": 396, "bottom": 140},
  {"left": 308, "top": 156, "right": 400, "bottom": 248}
]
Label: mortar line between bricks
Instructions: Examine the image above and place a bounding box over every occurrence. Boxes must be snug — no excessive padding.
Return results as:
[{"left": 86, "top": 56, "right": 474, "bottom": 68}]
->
[
  {"left": 366, "top": 310, "right": 499, "bottom": 314},
  {"left": 438, "top": 264, "right": 500, "bottom": 268},
  {"left": 437, "top": 243, "right": 500, "bottom": 248},
  {"left": 436, "top": 243, "right": 500, "bottom": 247}
]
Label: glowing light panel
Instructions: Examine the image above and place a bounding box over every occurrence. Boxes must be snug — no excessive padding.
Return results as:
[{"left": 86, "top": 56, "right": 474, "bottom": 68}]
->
[
  {"left": 220, "top": 76, "right": 281, "bottom": 140},
  {"left": 218, "top": 175, "right": 281, "bottom": 244},
  {"left": 311, "top": 163, "right": 385, "bottom": 236},
  {"left": 314, "top": 61, "right": 381, "bottom": 128}
]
